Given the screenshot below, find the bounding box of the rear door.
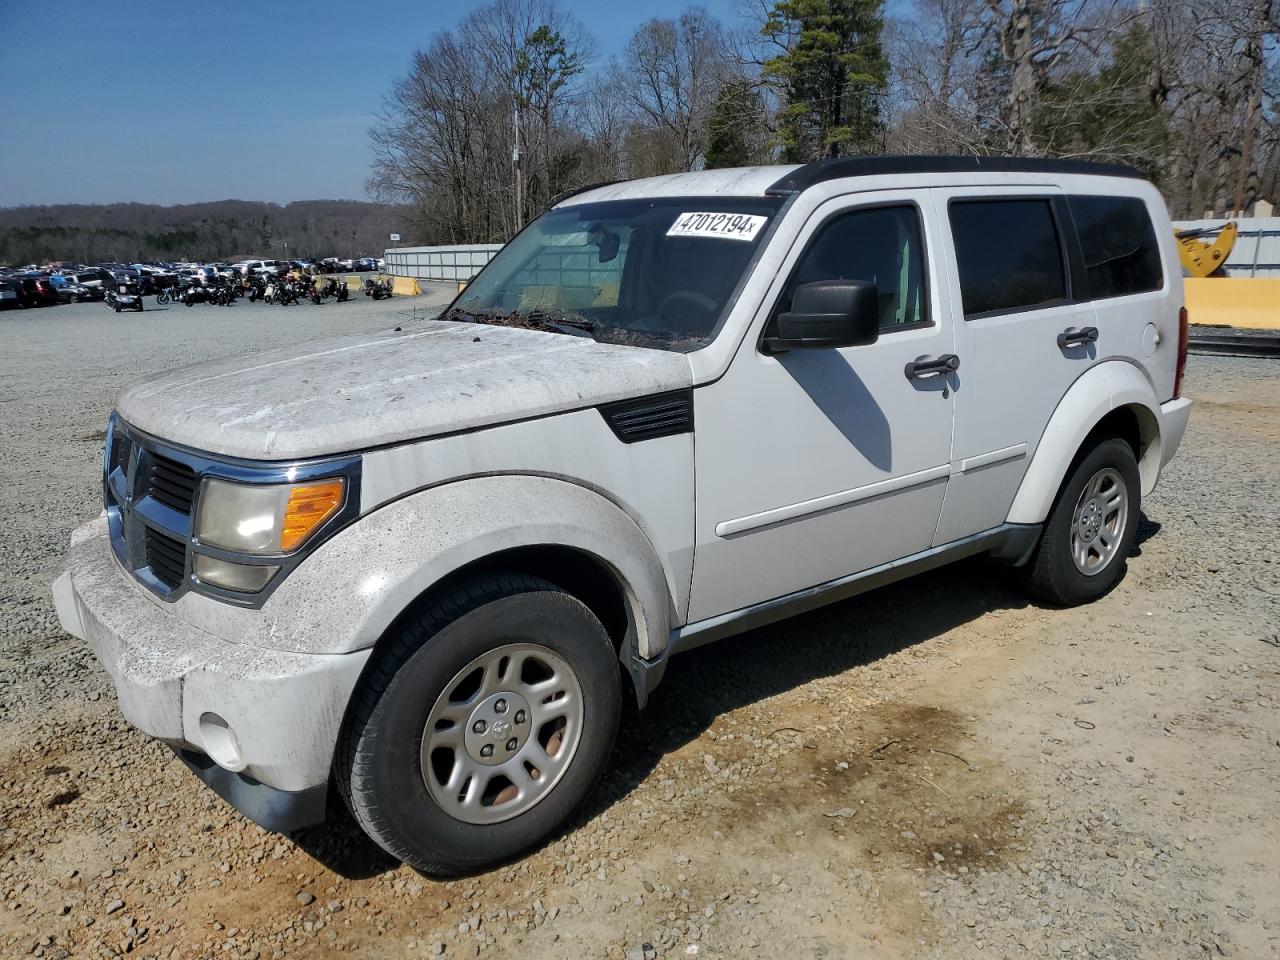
[931,188,1099,544]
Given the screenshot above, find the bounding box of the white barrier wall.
[383,244,502,282]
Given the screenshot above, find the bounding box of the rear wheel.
[1023,437,1140,606]
[338,574,621,874]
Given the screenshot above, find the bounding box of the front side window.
[1068,195,1162,299]
[774,205,929,330]
[448,197,783,352]
[950,199,1067,317]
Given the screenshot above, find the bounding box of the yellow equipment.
[1175,221,1237,278]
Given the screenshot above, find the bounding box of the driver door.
[688,191,957,622]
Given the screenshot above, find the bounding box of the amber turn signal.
[280,479,345,551]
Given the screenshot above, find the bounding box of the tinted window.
[1068,195,1162,299]
[778,205,929,330]
[950,199,1066,316]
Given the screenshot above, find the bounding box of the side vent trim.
[598,389,694,443]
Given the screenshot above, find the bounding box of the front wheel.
[337,575,621,875]
[1022,437,1141,606]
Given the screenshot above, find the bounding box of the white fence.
[1173,218,1280,278]
[383,244,502,282]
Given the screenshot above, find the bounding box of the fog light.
[193,555,278,593]
[198,712,245,772]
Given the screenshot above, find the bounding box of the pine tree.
[1035,27,1170,183]
[705,80,768,169]
[761,0,888,161]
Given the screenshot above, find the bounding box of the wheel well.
[1084,407,1141,457]
[1079,403,1160,489]
[381,545,631,655]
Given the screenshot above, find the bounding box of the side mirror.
[764,279,880,353]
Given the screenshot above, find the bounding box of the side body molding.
[1006,361,1164,525]
[175,475,673,663]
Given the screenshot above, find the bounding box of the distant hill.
[0,199,413,265]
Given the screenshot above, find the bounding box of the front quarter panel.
[172,475,674,661]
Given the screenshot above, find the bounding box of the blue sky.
[0,0,743,207]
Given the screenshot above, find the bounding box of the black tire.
[337,574,621,875]
[1022,436,1141,606]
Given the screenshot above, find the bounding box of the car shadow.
[1131,511,1161,555]
[584,557,1030,822]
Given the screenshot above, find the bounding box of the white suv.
[53,157,1191,874]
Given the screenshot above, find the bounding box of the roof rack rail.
[766,155,1144,196]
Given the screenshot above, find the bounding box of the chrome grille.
[144,528,187,588]
[105,419,196,599]
[149,455,197,514]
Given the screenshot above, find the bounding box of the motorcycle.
[310,277,338,304]
[182,285,209,306]
[105,283,144,313]
[363,277,392,300]
[336,279,349,302]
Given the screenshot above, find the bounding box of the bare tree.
[367,0,593,242]
[614,9,731,174]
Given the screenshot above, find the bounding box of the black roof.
[767,155,1145,195]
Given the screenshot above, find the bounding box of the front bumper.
[52,517,370,831]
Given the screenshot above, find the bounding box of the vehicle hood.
[115,320,694,460]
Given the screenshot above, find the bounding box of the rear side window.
[950,199,1066,317]
[1068,195,1162,299]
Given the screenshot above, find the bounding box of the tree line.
[0,200,409,266]
[369,0,1279,244]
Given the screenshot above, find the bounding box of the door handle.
[1057,326,1099,349]
[904,353,960,379]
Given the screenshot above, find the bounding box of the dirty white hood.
[116,320,693,460]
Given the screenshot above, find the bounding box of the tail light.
[1173,306,1189,400]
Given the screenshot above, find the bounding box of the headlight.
[195,477,346,555]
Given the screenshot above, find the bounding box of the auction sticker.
[667,211,767,241]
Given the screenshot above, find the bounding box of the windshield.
[445,196,783,352]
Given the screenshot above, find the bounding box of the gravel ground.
[1,300,1278,960]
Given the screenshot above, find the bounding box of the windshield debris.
[440,306,597,339]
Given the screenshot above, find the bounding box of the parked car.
[49,275,101,303]
[53,157,1191,876]
[0,280,19,309]
[73,270,115,290]
[13,275,58,306]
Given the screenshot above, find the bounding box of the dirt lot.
[1,299,1277,960]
